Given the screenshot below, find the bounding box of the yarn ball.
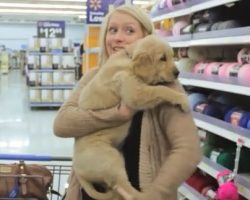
[188,47,208,62]
[238,64,250,84]
[187,93,207,110]
[176,58,197,72]
[216,182,239,200]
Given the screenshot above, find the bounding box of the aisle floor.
[0,69,74,158]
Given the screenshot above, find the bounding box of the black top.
[81,111,143,199]
[122,111,143,191]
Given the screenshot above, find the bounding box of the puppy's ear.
[132,50,154,80]
[125,42,136,59]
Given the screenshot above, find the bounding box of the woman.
[54,5,201,200]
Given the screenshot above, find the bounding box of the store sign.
[86,0,126,24]
[37,21,65,38]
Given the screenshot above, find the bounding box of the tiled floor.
[0,69,74,158]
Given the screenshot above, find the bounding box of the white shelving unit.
[179,72,250,96]
[178,182,207,200]
[151,0,250,199]
[167,33,250,48]
[27,44,77,108]
[152,0,240,22]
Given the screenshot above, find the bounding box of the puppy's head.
[126,35,179,85]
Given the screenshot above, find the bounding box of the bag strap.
[19,161,28,196]
[50,189,61,196]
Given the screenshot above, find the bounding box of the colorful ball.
[238,64,250,84]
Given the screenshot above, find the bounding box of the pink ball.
[224,63,242,78]
[192,62,208,74]
[216,182,239,200]
[204,62,222,76]
[238,64,250,84]
[218,63,231,80]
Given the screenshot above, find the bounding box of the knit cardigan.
[53,68,202,200]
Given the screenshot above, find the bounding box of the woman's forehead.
[108,12,140,25]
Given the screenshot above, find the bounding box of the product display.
[152,0,250,198]
[26,36,77,107]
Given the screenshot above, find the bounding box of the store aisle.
[0,69,74,157]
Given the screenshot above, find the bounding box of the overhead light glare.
[0,8,85,15]
[40,0,86,2]
[78,15,86,19]
[133,0,152,5]
[0,3,86,10]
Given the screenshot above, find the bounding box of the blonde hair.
[98,5,155,66]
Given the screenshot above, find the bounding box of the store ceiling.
[0,0,155,24]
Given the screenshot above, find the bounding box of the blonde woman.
[54,5,201,200]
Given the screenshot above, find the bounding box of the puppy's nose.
[174,68,180,78]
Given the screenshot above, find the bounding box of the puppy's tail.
[79,179,114,200]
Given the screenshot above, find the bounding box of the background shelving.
[26,37,78,108]
[151,0,250,199]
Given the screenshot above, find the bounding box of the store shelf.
[193,112,250,148]
[152,0,240,22]
[29,85,74,89]
[30,102,62,107]
[178,182,207,200]
[191,0,239,14]
[166,31,250,47]
[179,72,250,96]
[28,51,74,55]
[198,156,250,199]
[29,68,75,72]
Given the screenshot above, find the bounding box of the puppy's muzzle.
[174,68,180,78]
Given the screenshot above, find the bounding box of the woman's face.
[105,11,145,56]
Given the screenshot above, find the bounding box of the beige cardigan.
[53,68,202,200]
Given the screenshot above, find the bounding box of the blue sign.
[37,21,65,38]
[86,0,126,24]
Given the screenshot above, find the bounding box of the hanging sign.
[37,21,65,38]
[86,0,127,24]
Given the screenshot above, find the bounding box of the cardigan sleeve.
[143,81,202,200]
[53,68,133,138]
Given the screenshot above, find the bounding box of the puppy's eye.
[160,55,167,61]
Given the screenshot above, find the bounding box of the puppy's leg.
[114,71,189,112]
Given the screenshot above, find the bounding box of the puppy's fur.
[73,35,189,200]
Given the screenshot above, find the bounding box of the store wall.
[0,22,86,50]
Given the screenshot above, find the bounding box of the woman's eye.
[126,28,135,34]
[160,55,167,61]
[108,27,117,34]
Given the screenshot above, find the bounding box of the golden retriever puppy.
[73,35,189,200]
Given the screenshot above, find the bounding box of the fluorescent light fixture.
[133,0,152,5]
[41,0,87,2]
[78,15,86,19]
[0,8,85,15]
[0,3,86,10]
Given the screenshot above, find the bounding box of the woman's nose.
[113,31,125,42]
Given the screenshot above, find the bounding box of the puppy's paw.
[178,95,190,112]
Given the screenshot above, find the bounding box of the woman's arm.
[142,82,202,200]
[53,68,134,138]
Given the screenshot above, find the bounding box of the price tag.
[37,21,65,38]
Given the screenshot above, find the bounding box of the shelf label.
[37,21,65,38]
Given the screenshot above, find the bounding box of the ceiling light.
[0,8,85,15]
[41,0,86,2]
[133,0,152,5]
[78,15,86,19]
[0,3,86,10]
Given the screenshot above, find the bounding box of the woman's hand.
[117,102,135,120]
